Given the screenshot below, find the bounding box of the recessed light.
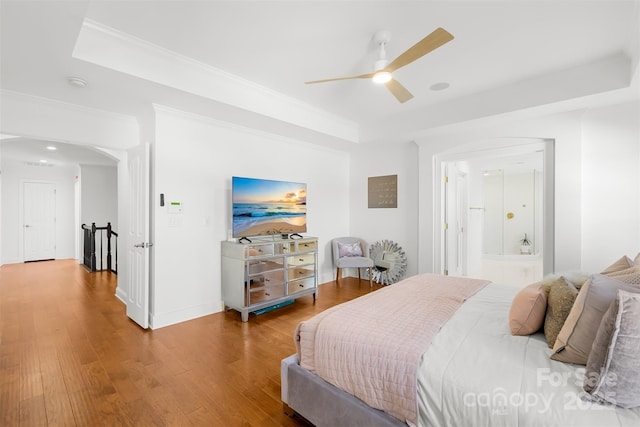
[46,145,57,151]
[39,159,48,163]
[430,82,450,91]
[67,76,88,88]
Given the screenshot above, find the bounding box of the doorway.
[438,139,554,287]
[1,138,119,264]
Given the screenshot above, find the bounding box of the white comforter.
[417,283,640,427]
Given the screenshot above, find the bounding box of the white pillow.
[338,242,363,257]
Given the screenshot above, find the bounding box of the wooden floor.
[0,259,382,426]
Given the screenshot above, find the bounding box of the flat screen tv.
[232,176,307,238]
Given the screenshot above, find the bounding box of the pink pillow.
[509,282,548,335]
[338,242,363,257]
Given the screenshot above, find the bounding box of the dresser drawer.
[297,240,317,251]
[249,269,284,287]
[288,266,314,281]
[248,259,283,275]
[246,243,274,258]
[277,242,296,254]
[287,277,315,295]
[249,284,285,304]
[286,253,315,266]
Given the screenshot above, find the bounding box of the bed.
[280,273,640,426]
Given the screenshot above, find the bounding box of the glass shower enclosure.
[483,168,542,256]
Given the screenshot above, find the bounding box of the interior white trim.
[0,89,139,149]
[74,19,359,144]
[149,301,222,330]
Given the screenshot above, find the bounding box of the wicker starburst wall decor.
[369,240,407,285]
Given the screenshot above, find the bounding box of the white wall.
[79,164,118,270]
[417,101,639,276]
[0,158,77,263]
[0,147,2,265]
[581,102,640,271]
[349,142,419,278]
[150,106,350,328]
[80,165,118,229]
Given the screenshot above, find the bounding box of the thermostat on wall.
[168,201,183,214]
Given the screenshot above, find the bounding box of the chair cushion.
[336,256,374,269]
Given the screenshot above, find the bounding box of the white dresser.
[221,237,318,321]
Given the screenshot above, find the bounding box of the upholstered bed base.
[281,355,407,427]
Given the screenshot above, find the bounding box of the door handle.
[134,242,154,248]
[24,224,31,228]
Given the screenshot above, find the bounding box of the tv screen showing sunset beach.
[232,176,307,238]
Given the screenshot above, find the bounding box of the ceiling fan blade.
[305,73,375,84]
[385,27,454,73]
[385,79,414,103]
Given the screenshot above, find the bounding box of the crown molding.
[74,19,359,144]
[0,89,139,149]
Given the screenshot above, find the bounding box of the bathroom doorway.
[438,139,554,287]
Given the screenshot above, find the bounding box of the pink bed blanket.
[295,273,489,426]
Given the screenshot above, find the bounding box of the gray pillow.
[583,290,640,408]
[551,274,640,364]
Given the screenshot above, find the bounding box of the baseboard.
[149,300,223,329]
[115,286,127,304]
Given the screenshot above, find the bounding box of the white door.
[444,164,467,276]
[23,182,56,261]
[126,143,150,329]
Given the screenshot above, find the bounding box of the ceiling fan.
[305,27,454,103]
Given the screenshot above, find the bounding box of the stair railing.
[81,222,118,274]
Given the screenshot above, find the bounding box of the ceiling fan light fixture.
[304,27,454,103]
[373,71,392,84]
